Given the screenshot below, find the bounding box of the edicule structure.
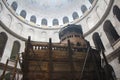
[20,24,115,80]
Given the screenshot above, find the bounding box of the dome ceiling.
[1,0,112,42]
[25,0,75,12]
[7,0,93,27]
[19,0,91,16]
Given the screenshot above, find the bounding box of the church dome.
[6,0,95,27]
[59,24,83,39]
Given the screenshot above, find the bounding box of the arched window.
[113,5,120,22]
[72,12,79,20]
[30,15,36,23]
[10,41,20,60]
[81,5,88,14]
[89,0,94,4]
[11,1,18,11]
[20,10,27,18]
[41,18,47,26]
[92,32,105,51]
[0,32,8,58]
[63,16,69,24]
[53,19,59,26]
[103,20,119,44]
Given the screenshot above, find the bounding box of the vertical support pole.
[48,38,53,80]
[26,36,31,51]
[101,50,108,65]
[23,36,31,80]
[79,47,90,80]
[67,40,75,80]
[0,59,9,80]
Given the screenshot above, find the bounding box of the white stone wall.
[0,25,25,64]
[84,0,120,79]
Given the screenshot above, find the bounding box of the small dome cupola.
[59,24,87,47]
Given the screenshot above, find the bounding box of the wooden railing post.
[48,38,53,80]
[67,40,75,80]
[22,36,31,80]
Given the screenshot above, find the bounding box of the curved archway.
[103,20,119,44]
[0,32,8,58]
[30,15,36,23]
[81,5,88,13]
[53,19,59,26]
[11,1,18,11]
[72,12,79,20]
[41,18,47,26]
[113,5,120,22]
[20,10,27,18]
[10,41,20,60]
[92,32,105,51]
[16,23,23,34]
[6,14,12,27]
[63,16,69,24]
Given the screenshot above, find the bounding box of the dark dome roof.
[59,24,83,39]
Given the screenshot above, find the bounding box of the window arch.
[30,15,36,23]
[81,5,87,13]
[0,32,8,58]
[113,5,120,22]
[103,20,119,44]
[92,32,105,51]
[72,12,79,20]
[89,0,94,4]
[10,41,20,60]
[20,10,27,18]
[11,1,18,11]
[41,18,47,26]
[53,19,59,26]
[63,16,69,24]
